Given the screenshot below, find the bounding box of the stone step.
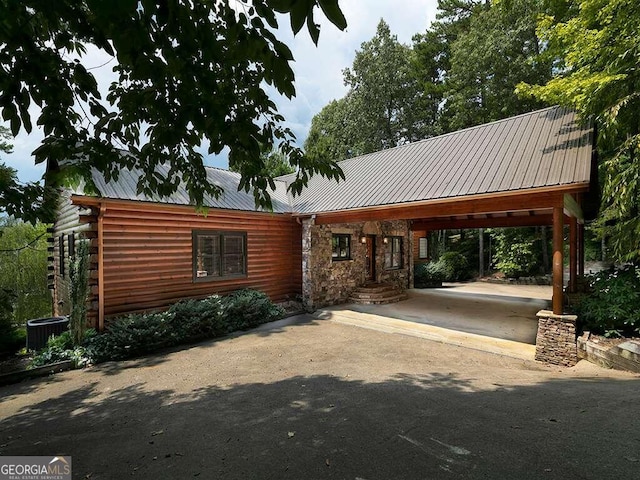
[350,290,400,300]
[353,283,396,294]
[349,293,408,305]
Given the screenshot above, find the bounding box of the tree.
[342,20,424,150]
[0,0,347,219]
[1,126,48,222]
[305,20,426,161]
[0,217,51,324]
[230,146,295,177]
[304,96,362,162]
[517,0,640,262]
[408,29,448,138]
[441,0,552,131]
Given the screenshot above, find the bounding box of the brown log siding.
[51,192,98,326]
[78,199,302,320]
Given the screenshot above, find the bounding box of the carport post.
[552,206,564,314]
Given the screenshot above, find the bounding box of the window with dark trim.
[418,237,428,259]
[193,230,246,281]
[385,236,403,269]
[68,233,75,259]
[58,235,65,277]
[332,234,351,261]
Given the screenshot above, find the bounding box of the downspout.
[97,204,106,331]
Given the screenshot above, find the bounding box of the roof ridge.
[334,105,561,168]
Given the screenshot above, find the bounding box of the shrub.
[86,311,177,363]
[435,252,471,282]
[492,228,541,278]
[0,288,26,356]
[573,264,640,337]
[220,289,284,331]
[0,288,15,348]
[30,330,91,368]
[86,290,283,364]
[414,262,445,287]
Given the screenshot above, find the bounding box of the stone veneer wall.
[302,219,411,310]
[535,310,578,366]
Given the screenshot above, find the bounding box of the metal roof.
[82,163,292,213]
[283,106,593,214]
[79,106,592,214]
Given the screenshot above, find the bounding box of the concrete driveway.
[317,282,552,362]
[1,315,638,480]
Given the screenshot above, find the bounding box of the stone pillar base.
[535,310,578,366]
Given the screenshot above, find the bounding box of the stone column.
[301,218,315,311]
[535,310,578,366]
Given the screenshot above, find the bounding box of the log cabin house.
[50,106,597,363]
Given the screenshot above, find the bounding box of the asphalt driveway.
[1,315,638,479]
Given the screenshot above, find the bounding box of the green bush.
[86,289,283,363]
[0,288,24,355]
[414,262,445,287]
[0,288,15,338]
[492,228,541,278]
[221,289,285,331]
[435,251,471,282]
[30,330,92,368]
[573,264,640,337]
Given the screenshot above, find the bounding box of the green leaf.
[318,0,347,30]
[306,15,320,45]
[289,0,308,34]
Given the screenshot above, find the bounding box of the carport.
[294,106,597,366]
[316,283,551,360]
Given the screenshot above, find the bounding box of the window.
[68,233,75,259]
[418,237,428,259]
[58,235,65,276]
[193,231,246,281]
[385,236,403,269]
[332,234,351,261]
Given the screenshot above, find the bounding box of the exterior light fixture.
[360,236,367,244]
[383,237,389,244]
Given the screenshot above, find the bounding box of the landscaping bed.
[0,289,288,385]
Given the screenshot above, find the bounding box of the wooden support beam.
[552,206,564,315]
[563,194,584,223]
[412,213,554,231]
[310,189,581,225]
[569,216,578,293]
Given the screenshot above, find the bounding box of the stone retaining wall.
[302,219,411,310]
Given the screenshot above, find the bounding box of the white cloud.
[3,1,438,179]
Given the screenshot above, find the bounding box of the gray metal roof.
[82,163,292,213]
[283,106,593,214]
[78,106,592,214]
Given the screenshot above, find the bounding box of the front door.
[365,235,376,282]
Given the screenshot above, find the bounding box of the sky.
[2,1,438,184]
